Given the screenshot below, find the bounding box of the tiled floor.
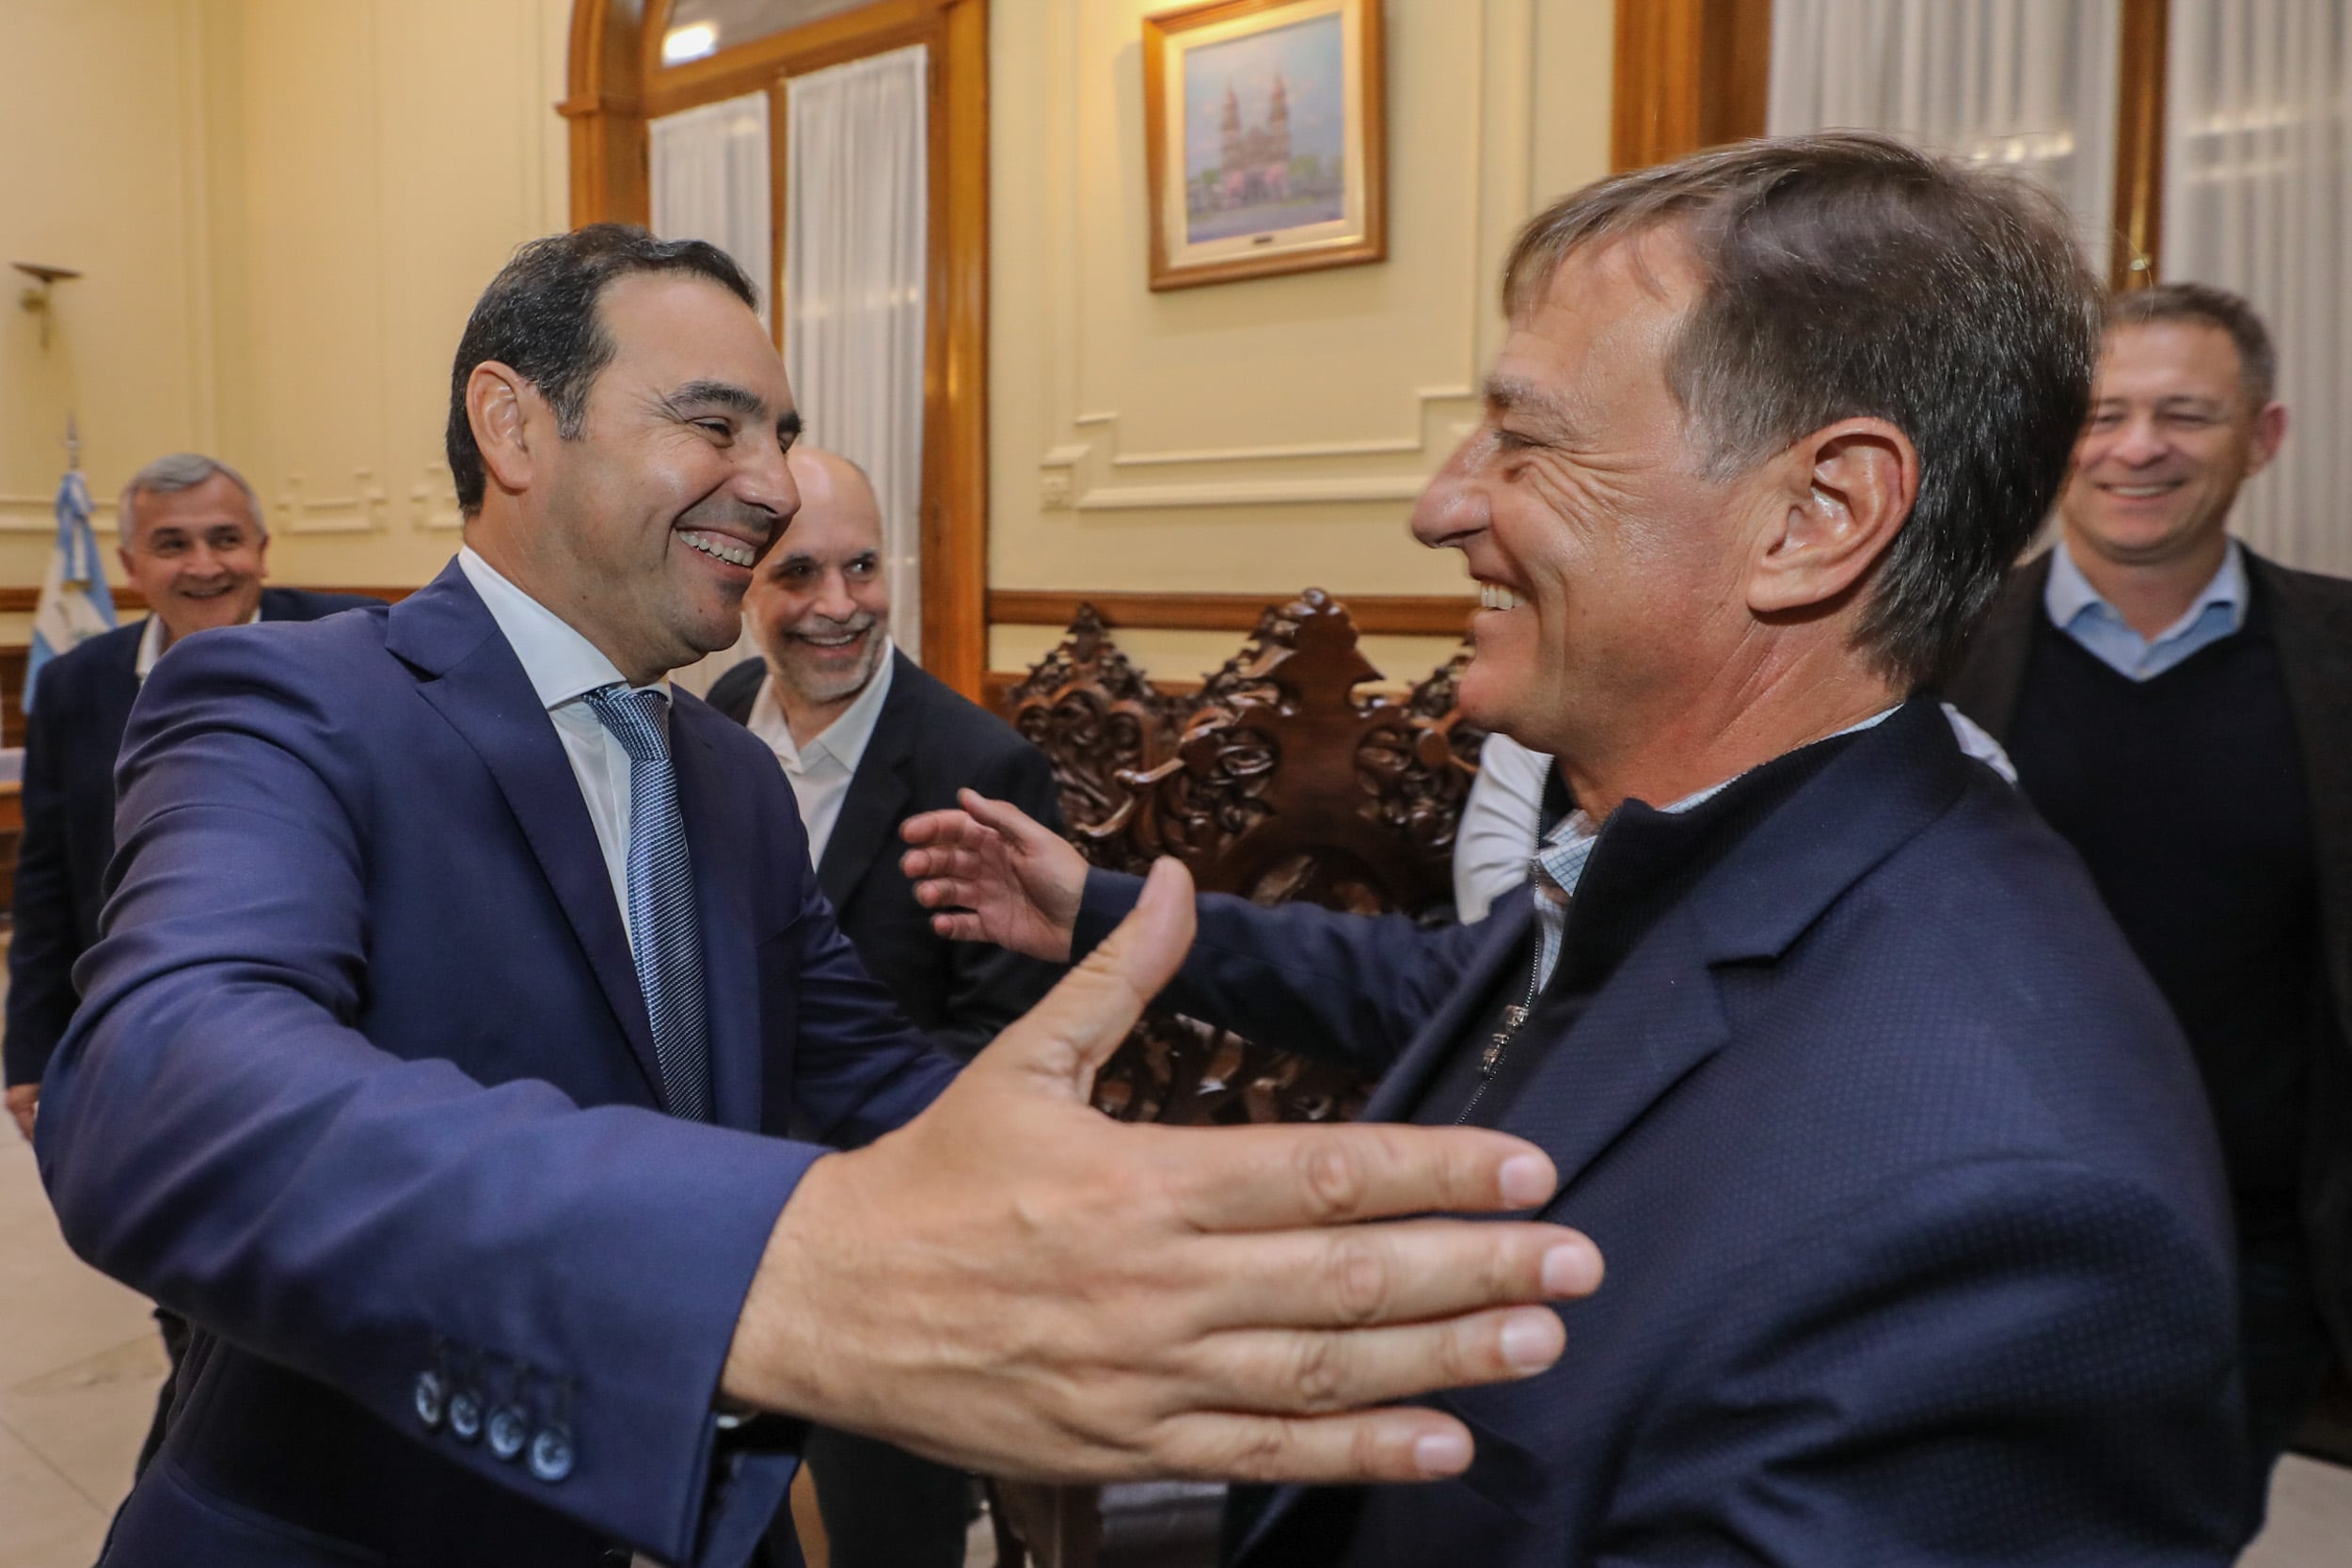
[4,1130,2347,1568]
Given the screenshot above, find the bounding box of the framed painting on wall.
[1143,0,1388,291]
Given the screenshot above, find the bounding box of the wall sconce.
[14,261,82,350]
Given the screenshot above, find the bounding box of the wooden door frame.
[1611,0,2168,293]
[561,0,991,699]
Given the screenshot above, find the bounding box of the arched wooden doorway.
[561,0,989,697]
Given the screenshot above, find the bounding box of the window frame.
[1609,0,2169,293]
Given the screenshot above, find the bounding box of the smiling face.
[746,448,891,710]
[118,472,270,646]
[474,270,801,685]
[2059,320,2285,573]
[1411,236,1773,775]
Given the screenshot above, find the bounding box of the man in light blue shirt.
[2041,518,2248,681]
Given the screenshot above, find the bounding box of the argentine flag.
[24,468,118,715]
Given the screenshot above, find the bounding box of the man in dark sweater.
[706,445,1062,1568]
[1947,283,2352,1532]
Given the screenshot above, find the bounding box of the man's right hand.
[722,858,1602,1485]
[5,1083,35,1144]
[900,789,1089,961]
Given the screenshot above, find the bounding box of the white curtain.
[648,91,774,329]
[648,91,773,693]
[1769,0,2123,273]
[2163,0,2352,575]
[786,44,930,659]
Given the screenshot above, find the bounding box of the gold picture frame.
[1143,0,1388,291]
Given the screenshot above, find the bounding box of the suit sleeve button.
[412,1370,447,1430]
[487,1403,530,1462]
[529,1423,575,1482]
[449,1387,484,1443]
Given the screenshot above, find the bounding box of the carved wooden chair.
[1001,603,1184,874]
[987,594,1485,1568]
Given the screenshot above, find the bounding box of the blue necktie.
[583,684,712,1123]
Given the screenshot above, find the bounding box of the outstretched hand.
[723,857,1603,1485]
[900,788,1089,961]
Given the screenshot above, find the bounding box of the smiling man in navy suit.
[907,135,2249,1565]
[32,226,1606,1568]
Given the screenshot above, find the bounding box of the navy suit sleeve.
[36,639,830,1566]
[6,670,86,1086]
[1074,870,1488,1078]
[772,851,961,1148]
[929,739,1070,1057]
[1594,1156,2244,1565]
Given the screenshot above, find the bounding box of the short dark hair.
[445,224,759,515]
[1503,132,2101,688]
[2107,281,2277,408]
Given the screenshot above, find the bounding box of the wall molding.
[0,497,120,535]
[277,470,392,534]
[1039,387,1480,513]
[0,583,415,614]
[0,459,463,542]
[986,588,1472,638]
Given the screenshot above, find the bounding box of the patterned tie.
[583,684,712,1122]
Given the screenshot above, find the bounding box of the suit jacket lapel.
[671,696,765,1132]
[1359,895,1535,1125]
[814,654,918,911]
[1239,703,1972,1567]
[385,563,667,1103]
[2254,554,2352,1033]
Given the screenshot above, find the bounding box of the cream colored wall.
[985,0,1615,686]
[0,0,216,587]
[0,0,571,605]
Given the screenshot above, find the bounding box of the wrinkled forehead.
[595,271,794,412]
[2094,319,2251,406]
[127,474,265,544]
[1491,232,1702,425]
[781,451,884,551]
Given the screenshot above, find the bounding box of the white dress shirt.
[134,605,262,682]
[456,547,667,947]
[743,641,897,867]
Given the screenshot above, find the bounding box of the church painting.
[1144,0,1388,290]
[1182,15,1346,242]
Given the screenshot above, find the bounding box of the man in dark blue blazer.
[6,453,374,1132]
[33,227,1605,1567]
[7,584,380,1110]
[6,451,376,1475]
[907,135,2248,1565]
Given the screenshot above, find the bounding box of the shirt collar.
[456,546,666,709]
[2044,534,2247,643]
[135,600,264,682]
[752,640,898,773]
[1535,704,1903,862]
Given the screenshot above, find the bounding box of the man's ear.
[2246,400,2288,477]
[466,362,540,503]
[1748,419,1918,616]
